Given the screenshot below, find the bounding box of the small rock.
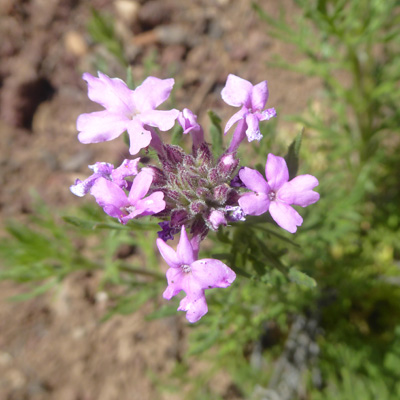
[114,0,140,26]
[64,31,88,57]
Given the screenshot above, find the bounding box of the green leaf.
[208,110,223,156]
[63,216,98,230]
[288,267,317,288]
[284,129,303,180]
[126,66,134,89]
[187,330,219,355]
[10,278,58,301]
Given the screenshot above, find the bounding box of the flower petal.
[83,72,135,114]
[259,107,277,121]
[126,120,152,155]
[221,74,253,107]
[177,226,196,265]
[278,175,320,207]
[128,169,153,204]
[157,239,181,269]
[245,113,262,142]
[239,167,270,193]
[139,109,179,131]
[224,108,247,134]
[127,191,165,219]
[269,201,303,233]
[111,158,140,188]
[77,111,129,144]
[178,292,208,323]
[163,268,184,299]
[251,80,269,110]
[70,174,101,197]
[265,153,289,191]
[133,77,175,112]
[178,108,200,134]
[191,259,236,289]
[90,178,129,219]
[238,192,270,216]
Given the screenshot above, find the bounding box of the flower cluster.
[71,72,320,322]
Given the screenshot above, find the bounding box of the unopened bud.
[196,143,213,167]
[208,210,227,230]
[207,168,220,185]
[190,200,207,215]
[217,153,239,177]
[170,208,189,227]
[144,166,166,187]
[190,218,209,240]
[165,144,185,164]
[213,184,230,203]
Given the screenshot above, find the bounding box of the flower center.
[181,264,191,273]
[268,191,276,201]
[125,205,136,213]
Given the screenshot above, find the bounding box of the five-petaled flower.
[90,168,166,224]
[239,154,320,233]
[221,74,277,142]
[70,159,140,197]
[157,226,236,323]
[77,72,179,155]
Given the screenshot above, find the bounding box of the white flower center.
[268,191,276,201]
[125,205,136,213]
[181,264,191,273]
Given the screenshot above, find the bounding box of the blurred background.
[0,0,399,399]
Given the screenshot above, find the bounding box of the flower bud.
[217,153,239,177]
[213,184,230,203]
[165,144,185,164]
[144,166,166,187]
[183,155,196,167]
[196,143,213,168]
[196,187,210,198]
[170,208,189,227]
[207,168,220,185]
[208,210,227,230]
[190,218,209,240]
[190,200,207,215]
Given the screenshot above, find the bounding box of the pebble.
[64,31,88,57]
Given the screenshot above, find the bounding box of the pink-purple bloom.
[221,74,277,142]
[77,72,179,155]
[90,168,166,224]
[70,159,140,197]
[157,226,236,323]
[238,154,320,233]
[177,108,201,134]
[71,71,321,322]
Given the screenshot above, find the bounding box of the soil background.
[0,1,321,399]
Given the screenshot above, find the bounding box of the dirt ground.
[0,1,321,399]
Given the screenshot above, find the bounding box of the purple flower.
[157,221,179,241]
[157,226,236,323]
[70,158,140,197]
[208,209,227,230]
[238,154,320,233]
[221,74,276,142]
[77,72,179,155]
[177,108,201,134]
[177,108,204,148]
[90,168,166,224]
[225,205,246,222]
